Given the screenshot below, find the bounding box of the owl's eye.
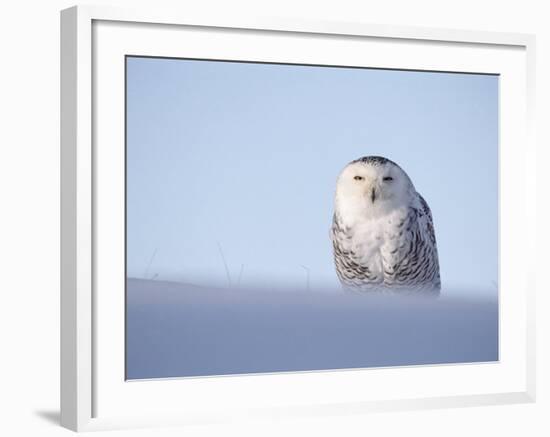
[354,176,364,181]
[383,176,394,182]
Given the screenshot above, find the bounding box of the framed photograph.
[61,5,536,432]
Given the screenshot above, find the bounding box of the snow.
[126,278,498,380]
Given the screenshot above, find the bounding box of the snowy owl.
[331,156,440,295]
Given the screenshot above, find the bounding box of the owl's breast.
[349,222,383,267]
[348,209,410,271]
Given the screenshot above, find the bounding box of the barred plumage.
[331,156,440,295]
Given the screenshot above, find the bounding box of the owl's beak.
[371,188,376,203]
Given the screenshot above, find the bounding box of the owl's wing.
[380,193,440,289]
[416,193,438,249]
[413,193,441,290]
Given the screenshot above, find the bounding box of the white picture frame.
[60,5,536,432]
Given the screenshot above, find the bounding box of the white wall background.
[0,1,547,436]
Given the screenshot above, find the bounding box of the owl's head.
[335,156,415,220]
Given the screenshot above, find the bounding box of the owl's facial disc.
[335,157,415,225]
[343,163,401,203]
[335,160,414,221]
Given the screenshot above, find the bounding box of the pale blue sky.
[126,57,498,296]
